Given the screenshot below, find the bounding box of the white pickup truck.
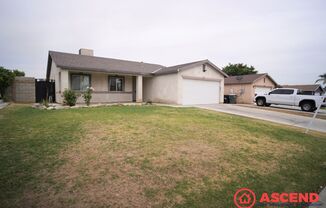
[254,88,326,112]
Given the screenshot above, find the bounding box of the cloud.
[0,0,325,83]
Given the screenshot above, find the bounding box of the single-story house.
[224,73,277,104]
[281,84,325,95]
[46,49,228,105]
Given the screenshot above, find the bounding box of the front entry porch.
[54,69,143,104]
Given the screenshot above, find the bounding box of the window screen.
[71,74,91,91]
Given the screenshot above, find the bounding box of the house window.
[109,76,124,91]
[71,74,91,91]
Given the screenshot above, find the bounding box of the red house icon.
[239,193,251,204]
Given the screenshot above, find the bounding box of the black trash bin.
[224,95,230,103]
[228,94,237,104]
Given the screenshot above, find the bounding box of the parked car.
[254,88,326,112]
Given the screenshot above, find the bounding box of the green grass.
[0,104,325,208]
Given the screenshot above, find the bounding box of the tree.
[0,67,15,98]
[222,63,258,76]
[0,67,25,99]
[12,69,25,77]
[315,73,326,85]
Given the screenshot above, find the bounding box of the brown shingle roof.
[225,73,274,85]
[282,84,324,92]
[47,50,228,79]
[49,51,164,75]
[153,60,204,75]
[153,59,228,77]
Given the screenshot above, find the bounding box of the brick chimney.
[79,48,94,56]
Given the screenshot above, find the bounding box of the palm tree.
[315,73,326,84]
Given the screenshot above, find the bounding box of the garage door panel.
[182,79,219,105]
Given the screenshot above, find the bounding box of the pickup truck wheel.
[256,98,266,106]
[300,102,315,112]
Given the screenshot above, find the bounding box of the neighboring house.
[281,84,325,95]
[224,73,277,104]
[46,49,228,105]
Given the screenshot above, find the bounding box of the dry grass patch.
[21,118,305,208]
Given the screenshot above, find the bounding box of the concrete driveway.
[196,104,326,133]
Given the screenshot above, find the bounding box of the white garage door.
[182,78,220,105]
[254,87,272,94]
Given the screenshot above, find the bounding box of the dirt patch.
[218,133,305,176]
[20,123,174,207]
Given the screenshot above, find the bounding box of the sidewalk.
[309,187,326,208]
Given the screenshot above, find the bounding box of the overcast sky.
[0,0,325,84]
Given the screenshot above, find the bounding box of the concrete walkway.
[0,102,8,109]
[195,104,326,133]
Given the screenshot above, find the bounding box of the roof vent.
[79,48,94,56]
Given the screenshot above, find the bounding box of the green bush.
[82,87,94,106]
[62,89,78,106]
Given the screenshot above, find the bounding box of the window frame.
[70,73,91,91]
[270,89,294,95]
[269,89,282,95]
[281,89,294,95]
[108,76,125,92]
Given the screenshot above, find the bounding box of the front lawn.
[0,105,325,207]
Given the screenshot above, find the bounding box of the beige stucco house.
[224,73,277,104]
[46,49,228,105]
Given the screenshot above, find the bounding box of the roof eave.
[252,73,278,86]
[176,60,228,77]
[46,52,52,81]
[204,60,229,78]
[59,66,145,76]
[224,82,253,85]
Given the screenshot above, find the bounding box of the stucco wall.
[143,73,178,104]
[224,84,254,104]
[224,76,276,104]
[254,76,276,88]
[179,64,225,103]
[75,92,132,103]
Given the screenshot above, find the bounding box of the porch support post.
[136,75,143,103]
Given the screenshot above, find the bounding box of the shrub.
[42,99,49,107]
[62,89,78,106]
[82,87,94,106]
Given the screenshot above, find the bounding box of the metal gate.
[35,79,55,103]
